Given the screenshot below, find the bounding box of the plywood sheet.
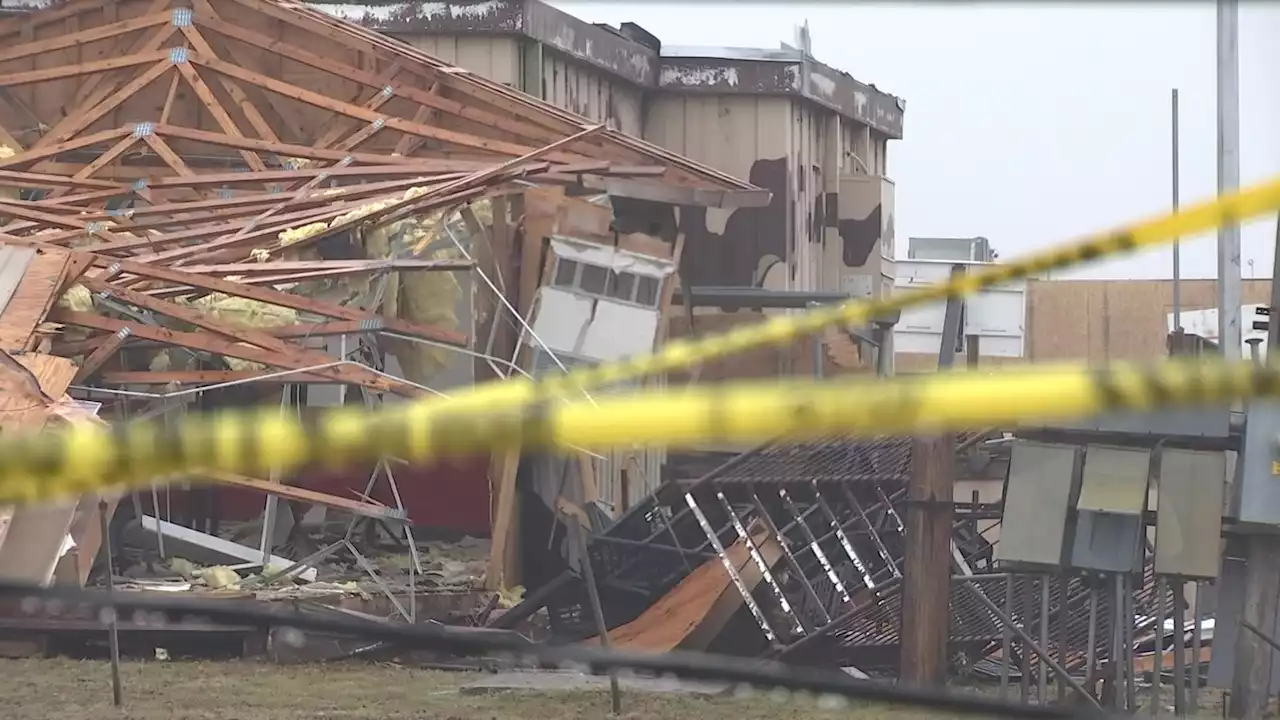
[0,247,70,353]
[584,522,782,653]
[1026,278,1273,364]
[0,352,84,586]
[0,352,76,431]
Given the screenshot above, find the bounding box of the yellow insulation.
[58,284,93,313]
[263,184,477,386]
[57,181,478,384]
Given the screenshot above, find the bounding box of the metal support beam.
[1216,0,1241,361]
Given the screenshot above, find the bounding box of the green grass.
[1,657,1005,720]
[1,657,1229,719]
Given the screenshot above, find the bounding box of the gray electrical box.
[1068,446,1150,573]
[1155,448,1226,578]
[1234,402,1280,532]
[996,441,1082,570]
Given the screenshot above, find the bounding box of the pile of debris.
[0,0,759,641]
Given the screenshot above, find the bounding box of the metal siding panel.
[1041,409,1232,439]
[1236,402,1280,528]
[995,441,1080,568]
[1076,445,1150,514]
[455,37,492,77]
[1069,509,1144,573]
[643,96,687,155]
[1155,448,1226,578]
[611,85,642,135]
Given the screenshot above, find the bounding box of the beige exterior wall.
[644,94,792,189]
[391,34,522,85]
[390,33,645,135]
[1027,277,1273,364]
[534,50,644,136]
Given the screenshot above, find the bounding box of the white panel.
[549,237,675,279]
[530,288,660,362]
[1168,304,1269,361]
[893,258,1026,359]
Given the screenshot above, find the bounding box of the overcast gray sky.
[555,2,1280,280]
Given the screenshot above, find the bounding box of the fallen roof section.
[0,0,763,202]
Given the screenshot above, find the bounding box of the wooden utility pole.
[900,265,964,687]
[900,434,956,686]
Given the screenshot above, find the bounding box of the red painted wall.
[179,456,493,536]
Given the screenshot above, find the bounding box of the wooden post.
[900,433,955,687]
[900,265,963,687]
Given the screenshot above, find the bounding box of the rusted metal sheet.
[308,0,656,87]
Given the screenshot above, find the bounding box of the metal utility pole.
[1172,88,1182,330]
[1216,0,1242,360]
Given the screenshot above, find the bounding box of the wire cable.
[0,581,1102,719]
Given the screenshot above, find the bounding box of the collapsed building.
[0,1,1247,716]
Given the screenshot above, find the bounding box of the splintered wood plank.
[90,257,469,347]
[0,352,77,431]
[484,446,522,591]
[580,526,783,653]
[202,470,409,522]
[0,352,81,587]
[0,247,70,353]
[48,309,420,396]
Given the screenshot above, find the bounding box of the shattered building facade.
[307,0,906,381]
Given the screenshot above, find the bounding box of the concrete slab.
[459,670,731,697]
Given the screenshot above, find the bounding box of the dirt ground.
[0,657,1024,720]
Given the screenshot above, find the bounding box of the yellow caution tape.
[438,172,1280,410]
[1,175,1278,503]
[0,358,1272,505]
